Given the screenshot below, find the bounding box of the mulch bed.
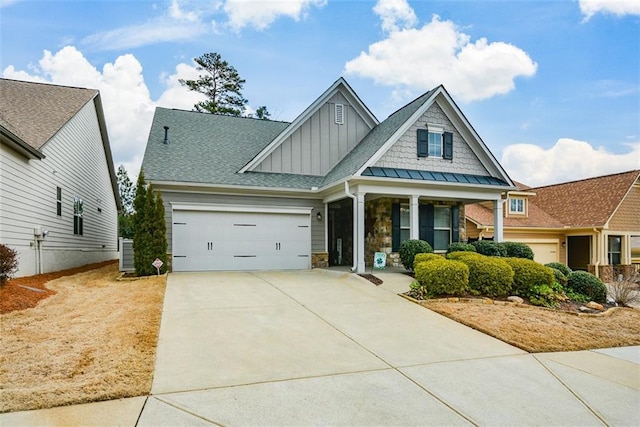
[0,260,117,314]
[358,274,383,286]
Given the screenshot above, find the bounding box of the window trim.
[56,187,62,216]
[509,197,525,214]
[73,197,84,236]
[399,203,410,245]
[433,205,451,252]
[607,235,622,265]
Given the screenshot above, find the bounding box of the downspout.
[345,181,358,272]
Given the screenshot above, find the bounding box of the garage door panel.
[172,209,311,272]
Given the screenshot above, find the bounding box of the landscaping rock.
[507,296,524,304]
[579,306,591,312]
[587,301,604,310]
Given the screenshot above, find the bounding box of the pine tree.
[132,170,150,275]
[116,165,136,238]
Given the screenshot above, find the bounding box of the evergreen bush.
[471,240,507,257]
[446,242,476,253]
[544,262,571,277]
[455,253,514,297]
[414,259,470,297]
[398,239,433,271]
[550,268,568,285]
[413,253,444,269]
[501,242,535,260]
[133,170,168,276]
[566,271,607,303]
[502,257,554,296]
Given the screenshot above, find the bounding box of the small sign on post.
[373,252,386,270]
[152,258,163,275]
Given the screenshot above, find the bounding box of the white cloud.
[168,0,200,22]
[2,46,200,177]
[373,0,417,33]
[344,14,537,103]
[501,138,640,187]
[580,0,640,21]
[224,0,326,31]
[156,63,207,109]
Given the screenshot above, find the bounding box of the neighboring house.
[0,78,120,277]
[466,170,640,280]
[141,78,514,273]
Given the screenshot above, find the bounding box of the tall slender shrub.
[133,170,168,276]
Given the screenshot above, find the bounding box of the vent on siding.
[335,103,344,125]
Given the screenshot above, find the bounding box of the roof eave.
[93,94,123,212]
[0,125,45,159]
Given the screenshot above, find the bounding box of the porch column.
[356,192,366,273]
[410,195,419,240]
[493,199,504,242]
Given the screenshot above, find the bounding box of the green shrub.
[415,259,470,297]
[550,268,568,285]
[529,282,566,308]
[502,258,554,297]
[413,253,444,270]
[471,240,507,257]
[0,243,19,285]
[446,251,482,261]
[545,262,571,277]
[447,242,476,253]
[398,239,433,271]
[566,271,607,303]
[502,242,534,260]
[455,254,514,297]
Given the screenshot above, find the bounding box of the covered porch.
[324,179,507,274]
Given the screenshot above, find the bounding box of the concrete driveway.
[139,270,638,426]
[3,269,638,426]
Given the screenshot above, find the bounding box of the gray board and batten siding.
[1,100,119,276]
[252,92,373,176]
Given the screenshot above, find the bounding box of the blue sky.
[1,0,638,186]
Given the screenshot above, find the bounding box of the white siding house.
[0,78,120,277]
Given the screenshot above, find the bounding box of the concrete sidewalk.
[2,270,639,426]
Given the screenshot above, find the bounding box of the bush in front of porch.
[398,239,433,271]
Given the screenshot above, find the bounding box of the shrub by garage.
[501,242,535,260]
[415,259,470,297]
[471,240,507,257]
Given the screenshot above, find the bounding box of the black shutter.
[451,205,460,243]
[419,204,434,248]
[443,132,453,160]
[392,203,401,252]
[417,128,429,157]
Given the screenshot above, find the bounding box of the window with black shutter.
[443,132,453,160]
[417,129,428,157]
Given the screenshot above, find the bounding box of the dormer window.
[509,197,525,214]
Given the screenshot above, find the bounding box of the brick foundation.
[588,264,637,283]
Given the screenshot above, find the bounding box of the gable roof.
[240,77,379,173]
[0,78,121,211]
[530,169,640,227]
[142,108,325,189]
[0,78,97,152]
[466,170,640,229]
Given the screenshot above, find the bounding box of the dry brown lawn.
[424,300,640,353]
[0,263,166,413]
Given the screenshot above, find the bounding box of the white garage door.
[172,206,312,272]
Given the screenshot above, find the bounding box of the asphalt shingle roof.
[466,170,640,229]
[0,78,97,150]
[142,108,325,189]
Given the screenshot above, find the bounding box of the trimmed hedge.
[471,240,507,257]
[446,251,483,261]
[415,259,470,297]
[399,239,433,271]
[502,242,535,260]
[566,271,607,303]
[413,253,445,270]
[550,268,568,285]
[502,257,555,297]
[545,262,571,277]
[447,242,476,253]
[454,253,514,297]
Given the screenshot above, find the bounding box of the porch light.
[317,211,323,221]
